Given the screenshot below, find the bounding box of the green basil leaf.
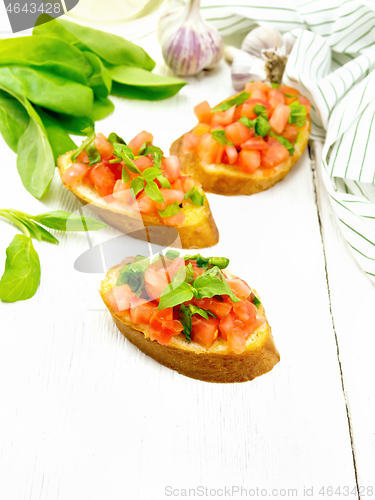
[113,142,135,160]
[194,267,240,302]
[209,257,230,269]
[179,304,192,341]
[211,92,250,112]
[253,296,261,308]
[239,116,256,129]
[123,154,141,174]
[116,257,149,295]
[196,255,210,269]
[0,90,29,152]
[10,213,59,244]
[139,143,163,157]
[270,132,294,155]
[130,177,145,198]
[183,187,205,206]
[253,104,268,120]
[157,174,170,189]
[153,152,162,169]
[207,310,218,318]
[158,202,180,218]
[158,280,193,310]
[122,165,130,183]
[71,127,95,162]
[31,211,107,231]
[108,132,126,145]
[86,140,101,166]
[172,262,194,284]
[255,116,271,137]
[109,158,122,164]
[188,304,209,320]
[288,100,306,127]
[0,234,40,302]
[144,180,164,203]
[142,167,162,181]
[211,129,234,146]
[165,249,180,259]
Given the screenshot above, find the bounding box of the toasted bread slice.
[100,266,280,383]
[170,113,311,197]
[57,152,219,249]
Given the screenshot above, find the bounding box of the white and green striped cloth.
[201,0,375,283]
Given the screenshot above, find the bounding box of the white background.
[0,9,375,500]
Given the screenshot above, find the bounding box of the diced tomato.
[105,284,134,318]
[251,89,267,101]
[245,81,270,94]
[261,137,289,168]
[134,190,157,214]
[211,104,236,126]
[197,133,223,164]
[237,149,261,174]
[194,101,212,124]
[187,260,206,279]
[282,123,299,142]
[232,300,257,324]
[226,278,251,300]
[161,156,181,182]
[298,95,311,114]
[89,163,116,197]
[62,162,91,185]
[241,137,269,150]
[225,121,253,146]
[279,85,299,97]
[128,131,154,156]
[133,156,153,172]
[241,99,271,119]
[191,315,220,348]
[193,123,211,135]
[159,211,185,226]
[149,307,176,345]
[268,89,285,111]
[144,268,169,300]
[156,189,184,211]
[130,297,157,324]
[81,170,94,185]
[233,105,243,121]
[219,312,247,353]
[193,297,232,319]
[180,176,195,193]
[244,317,266,337]
[77,150,89,163]
[183,133,201,153]
[225,145,238,164]
[112,179,133,205]
[218,311,233,340]
[166,257,185,280]
[162,319,184,335]
[94,133,113,160]
[269,103,291,134]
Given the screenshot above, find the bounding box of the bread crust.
[170,105,311,196]
[100,266,280,383]
[57,152,219,249]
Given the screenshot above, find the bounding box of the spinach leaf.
[84,52,112,99]
[109,66,186,101]
[212,92,250,112]
[158,281,194,310]
[54,113,94,136]
[0,90,29,152]
[0,36,91,84]
[87,97,114,122]
[0,234,40,303]
[0,66,93,117]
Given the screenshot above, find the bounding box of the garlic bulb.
[225,26,295,91]
[157,0,224,76]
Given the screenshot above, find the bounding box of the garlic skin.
[157,0,224,76]
[226,26,295,90]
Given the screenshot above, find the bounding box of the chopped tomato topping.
[261,137,290,168]
[166,257,185,280]
[183,133,201,153]
[159,210,185,226]
[130,297,157,324]
[128,130,154,156]
[241,137,269,150]
[225,145,238,164]
[62,162,90,185]
[105,284,135,318]
[133,156,153,172]
[90,163,116,197]
[269,103,291,134]
[161,156,181,182]
[194,101,212,124]
[197,133,223,164]
[225,121,253,146]
[144,268,169,301]
[211,104,236,126]
[112,179,133,205]
[191,315,220,348]
[232,300,257,324]
[268,88,285,110]
[94,133,113,160]
[298,95,311,113]
[241,99,271,119]
[245,81,271,93]
[156,189,184,211]
[282,124,299,143]
[278,85,300,97]
[149,308,178,345]
[237,149,261,174]
[251,89,267,101]
[226,278,251,300]
[134,190,157,214]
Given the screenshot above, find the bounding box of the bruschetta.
[57,131,219,249]
[100,251,280,383]
[170,82,311,196]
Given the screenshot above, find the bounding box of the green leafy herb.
[253,296,261,308]
[284,93,298,98]
[116,256,150,296]
[211,92,250,112]
[253,104,268,120]
[86,139,101,165]
[108,132,126,145]
[157,174,171,189]
[239,116,256,129]
[271,83,280,89]
[144,180,164,203]
[270,132,295,155]
[288,100,306,127]
[165,249,180,259]
[196,255,210,269]
[84,51,112,99]
[193,267,240,303]
[211,129,234,147]
[0,90,29,152]
[255,116,271,137]
[121,165,130,183]
[158,281,194,310]
[130,177,145,199]
[172,262,194,284]
[139,143,163,157]
[70,127,95,163]
[209,257,230,269]
[184,187,205,206]
[158,203,180,218]
[178,303,217,341]
[142,167,163,182]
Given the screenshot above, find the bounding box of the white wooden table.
[1,25,375,500]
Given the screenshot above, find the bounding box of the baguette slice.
[170,105,311,197]
[57,152,219,249]
[100,265,280,383]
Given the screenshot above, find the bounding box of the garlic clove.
[157,0,224,77]
[241,26,284,58]
[231,51,268,91]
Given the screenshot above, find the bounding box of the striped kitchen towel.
[201,0,375,283]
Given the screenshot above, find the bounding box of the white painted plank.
[313,141,375,497]
[0,30,359,500]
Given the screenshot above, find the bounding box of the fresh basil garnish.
[253,296,261,308]
[239,116,256,129]
[178,303,217,341]
[211,129,234,146]
[271,83,280,88]
[158,202,180,218]
[70,126,95,162]
[288,100,306,127]
[157,174,170,188]
[184,187,205,206]
[122,165,130,183]
[211,92,250,112]
[108,132,126,145]
[253,104,268,120]
[85,140,101,165]
[130,177,144,199]
[270,132,295,155]
[116,255,149,296]
[255,116,271,137]
[159,280,194,309]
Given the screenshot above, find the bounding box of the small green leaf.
[209,257,229,269]
[253,296,261,308]
[287,100,306,127]
[194,267,240,302]
[253,104,268,120]
[116,257,149,296]
[157,174,170,188]
[130,177,144,199]
[196,255,210,269]
[144,180,164,203]
[184,187,205,206]
[284,93,298,98]
[31,211,107,231]
[270,132,294,154]
[271,83,280,88]
[188,304,209,320]
[71,127,95,162]
[122,165,130,183]
[86,140,101,165]
[211,129,234,146]
[165,249,180,259]
[0,234,40,302]
[124,155,141,174]
[113,142,135,160]
[239,116,256,129]
[255,116,271,137]
[212,92,250,112]
[108,132,126,145]
[139,143,163,157]
[142,167,162,181]
[158,202,180,218]
[10,213,59,244]
[158,280,193,310]
[179,304,192,341]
